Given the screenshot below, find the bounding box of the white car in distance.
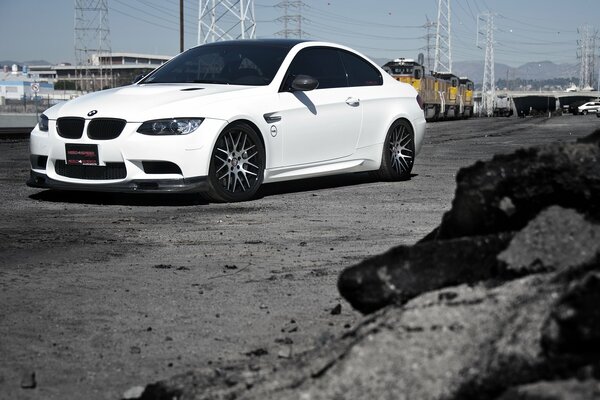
[578,101,600,115]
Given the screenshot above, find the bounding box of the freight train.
[383,58,474,121]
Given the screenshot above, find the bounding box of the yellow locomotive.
[383,58,474,121]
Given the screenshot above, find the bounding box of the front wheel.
[375,119,415,181]
[206,122,265,202]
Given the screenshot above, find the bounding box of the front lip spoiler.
[26,170,209,193]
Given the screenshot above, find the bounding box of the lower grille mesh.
[55,160,126,180]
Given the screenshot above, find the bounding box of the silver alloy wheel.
[389,123,414,175]
[213,130,260,194]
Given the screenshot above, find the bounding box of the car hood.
[48,83,264,121]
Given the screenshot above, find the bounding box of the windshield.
[141,43,292,86]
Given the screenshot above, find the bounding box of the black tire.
[206,122,265,202]
[583,110,588,115]
[375,119,415,181]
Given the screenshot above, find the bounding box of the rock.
[277,345,293,359]
[20,370,36,389]
[122,385,145,399]
[338,233,512,313]
[542,271,600,357]
[429,141,600,240]
[330,304,342,315]
[497,379,600,400]
[244,348,269,358]
[497,206,600,276]
[577,128,600,144]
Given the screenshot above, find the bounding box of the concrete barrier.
[0,113,38,129]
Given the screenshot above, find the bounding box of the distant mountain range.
[372,57,579,84]
[3,58,580,85]
[452,60,579,84]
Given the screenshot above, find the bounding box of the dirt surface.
[0,115,596,399]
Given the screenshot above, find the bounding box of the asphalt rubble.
[131,129,600,400]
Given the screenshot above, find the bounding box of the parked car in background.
[577,101,600,114]
[28,39,426,202]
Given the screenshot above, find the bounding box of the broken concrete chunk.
[498,206,600,276]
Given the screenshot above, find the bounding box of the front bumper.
[27,170,209,193]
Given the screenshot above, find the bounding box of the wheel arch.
[385,115,419,151]
[227,118,266,151]
[374,117,416,181]
[205,118,267,202]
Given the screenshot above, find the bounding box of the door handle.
[346,97,360,107]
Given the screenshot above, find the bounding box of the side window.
[284,47,347,90]
[339,51,383,87]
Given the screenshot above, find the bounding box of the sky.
[1,0,599,67]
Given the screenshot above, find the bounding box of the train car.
[382,58,473,120]
[459,77,474,118]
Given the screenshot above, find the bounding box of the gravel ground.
[0,114,596,399]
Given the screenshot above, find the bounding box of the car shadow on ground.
[28,172,417,206]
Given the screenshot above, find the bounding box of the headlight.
[137,118,204,135]
[38,114,49,132]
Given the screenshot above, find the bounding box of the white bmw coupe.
[28,39,426,202]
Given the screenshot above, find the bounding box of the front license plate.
[65,144,99,166]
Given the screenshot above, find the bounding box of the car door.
[275,47,362,167]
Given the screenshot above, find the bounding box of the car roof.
[198,39,309,50]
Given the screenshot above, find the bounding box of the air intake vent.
[57,117,85,139]
[142,161,182,175]
[87,118,127,140]
[30,155,48,169]
[55,160,126,180]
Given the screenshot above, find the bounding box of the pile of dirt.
[135,132,600,400]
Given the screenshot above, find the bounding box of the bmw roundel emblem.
[87,110,98,117]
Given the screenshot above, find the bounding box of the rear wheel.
[375,119,415,181]
[206,122,265,202]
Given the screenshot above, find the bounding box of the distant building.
[0,80,53,100]
[3,52,172,93]
[54,52,172,90]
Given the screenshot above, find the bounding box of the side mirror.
[291,75,319,91]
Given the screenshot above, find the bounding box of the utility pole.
[74,0,112,92]
[478,12,495,117]
[433,0,452,73]
[197,0,256,44]
[275,1,306,39]
[180,0,184,52]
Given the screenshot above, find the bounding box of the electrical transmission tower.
[577,24,598,90]
[275,1,307,39]
[421,16,436,71]
[478,12,495,117]
[433,0,452,73]
[74,0,112,91]
[197,0,256,44]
